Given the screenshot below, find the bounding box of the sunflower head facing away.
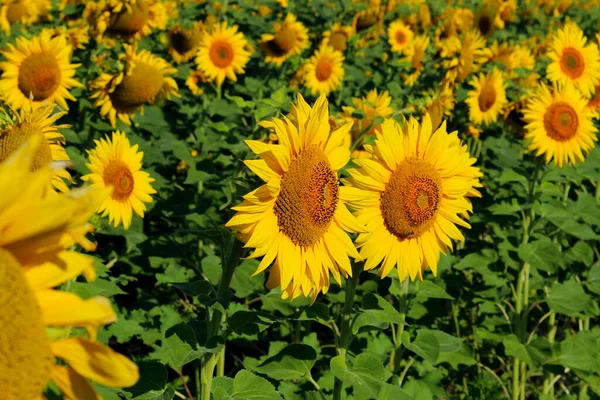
[522,82,597,167]
[91,0,168,41]
[0,137,139,400]
[0,30,82,111]
[322,22,354,52]
[402,34,430,86]
[387,20,414,54]
[0,0,51,34]
[303,45,345,95]
[547,21,600,98]
[260,14,309,66]
[90,43,179,127]
[226,94,366,300]
[466,68,508,126]
[344,114,482,281]
[196,21,252,86]
[168,21,204,63]
[83,130,156,229]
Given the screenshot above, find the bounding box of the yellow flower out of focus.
[0,136,139,400]
[344,114,483,281]
[226,94,366,300]
[83,130,156,229]
[260,14,309,66]
[303,45,345,95]
[0,0,51,34]
[466,68,508,126]
[90,43,180,127]
[322,22,354,52]
[196,21,252,86]
[168,22,204,64]
[0,30,81,111]
[342,89,394,143]
[522,83,597,167]
[387,20,413,54]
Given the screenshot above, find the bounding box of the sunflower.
[168,22,204,64]
[83,131,156,229]
[303,45,345,95]
[387,20,414,54]
[0,105,73,192]
[0,0,51,34]
[196,21,251,86]
[91,0,168,41]
[402,34,430,86]
[352,9,381,33]
[474,5,496,37]
[422,87,455,130]
[322,22,354,52]
[226,94,365,300]
[0,137,139,400]
[260,14,309,66]
[586,84,600,116]
[343,114,482,280]
[466,68,508,126]
[186,69,207,96]
[90,43,179,127]
[341,89,394,142]
[521,83,597,167]
[0,31,81,111]
[547,22,600,98]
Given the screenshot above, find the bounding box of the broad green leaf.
[254,344,317,380]
[152,323,199,371]
[587,264,600,295]
[402,330,439,364]
[379,383,415,400]
[169,280,212,297]
[352,293,406,334]
[565,241,594,266]
[554,331,600,374]
[502,335,550,368]
[547,280,599,318]
[517,238,561,273]
[331,353,385,399]
[224,370,283,400]
[415,281,454,300]
[228,310,277,335]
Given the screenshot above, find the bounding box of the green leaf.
[152,323,199,371]
[586,264,600,295]
[254,344,317,380]
[503,334,550,368]
[541,203,599,240]
[402,330,440,364]
[518,238,561,273]
[228,311,277,335]
[427,330,476,368]
[169,280,212,297]
[331,353,385,399]
[230,259,265,298]
[214,370,282,400]
[379,383,415,400]
[547,280,599,318]
[415,281,454,300]
[126,362,172,399]
[554,331,600,374]
[352,293,406,334]
[565,241,594,266]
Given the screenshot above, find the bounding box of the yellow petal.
[50,365,100,400]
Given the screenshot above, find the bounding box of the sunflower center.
[316,59,333,82]
[395,31,407,45]
[328,31,348,51]
[274,145,339,248]
[109,61,164,112]
[543,102,579,141]
[169,29,201,55]
[6,2,28,23]
[17,53,62,101]
[380,157,441,240]
[356,12,379,31]
[108,0,150,36]
[262,26,298,58]
[209,40,234,68]
[559,48,584,78]
[103,159,135,201]
[0,122,53,170]
[478,14,492,36]
[0,249,53,400]
[478,82,497,112]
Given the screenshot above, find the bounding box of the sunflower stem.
[332,262,362,400]
[392,279,409,374]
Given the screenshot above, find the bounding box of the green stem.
[217,346,225,377]
[332,263,362,400]
[392,279,409,373]
[543,311,557,395]
[201,356,218,400]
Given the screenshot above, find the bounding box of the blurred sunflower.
[343,115,482,280]
[0,31,81,111]
[303,45,345,95]
[322,22,353,52]
[0,0,51,34]
[402,34,429,86]
[196,21,251,86]
[0,137,139,400]
[168,22,204,63]
[547,22,600,98]
[422,87,455,130]
[186,69,207,96]
[92,0,169,41]
[341,89,394,140]
[83,131,156,229]
[226,94,365,300]
[454,30,487,83]
[352,9,381,33]
[260,14,309,66]
[586,85,600,116]
[0,105,72,192]
[494,0,516,28]
[387,20,413,54]
[466,68,508,126]
[90,43,179,127]
[44,23,90,53]
[474,5,496,37]
[522,82,597,167]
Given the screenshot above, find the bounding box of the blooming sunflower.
[586,84,600,116]
[402,34,430,86]
[322,22,353,52]
[303,45,345,95]
[547,22,600,98]
[186,69,207,96]
[343,114,482,280]
[0,137,139,400]
[260,14,309,66]
[422,87,455,130]
[0,31,81,111]
[352,9,381,33]
[91,0,169,41]
[466,68,508,126]
[387,20,414,54]
[196,21,251,86]
[0,105,73,192]
[168,22,204,63]
[522,83,597,167]
[90,43,179,127]
[226,94,365,300]
[0,0,51,34]
[341,89,394,141]
[83,131,156,229]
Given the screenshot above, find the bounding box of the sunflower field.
[3,0,600,399]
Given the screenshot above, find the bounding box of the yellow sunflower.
[90,43,179,127]
[303,45,345,95]
[260,14,309,66]
[0,31,81,111]
[91,0,169,41]
[341,89,394,141]
[474,5,496,37]
[522,82,597,167]
[547,22,600,98]
[168,22,204,64]
[466,68,508,126]
[352,9,381,33]
[586,84,600,116]
[387,20,414,54]
[83,130,156,230]
[0,104,73,192]
[0,137,139,400]
[422,87,455,130]
[343,114,482,280]
[186,69,207,96]
[196,21,252,86]
[402,34,430,86]
[322,22,354,52]
[0,0,51,34]
[226,94,365,300]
